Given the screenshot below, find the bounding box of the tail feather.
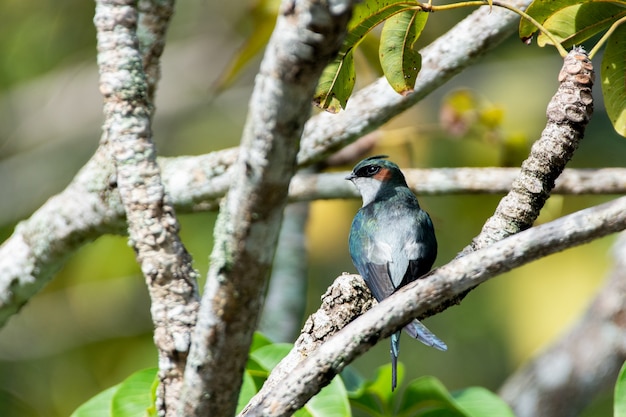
[404,319,447,351]
[390,331,400,391]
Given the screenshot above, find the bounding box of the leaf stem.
[588,14,626,59]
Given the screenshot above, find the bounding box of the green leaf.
[237,371,259,414]
[520,0,590,41]
[349,364,403,415]
[453,387,515,417]
[212,0,280,92]
[615,360,626,417]
[379,9,428,95]
[537,3,626,48]
[314,0,418,111]
[313,50,356,113]
[111,368,158,417]
[250,331,274,352]
[71,385,119,417]
[601,21,626,137]
[250,343,292,371]
[296,376,352,417]
[397,376,468,417]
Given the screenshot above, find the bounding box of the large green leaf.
[537,2,626,47]
[615,360,626,416]
[601,21,626,137]
[314,0,419,111]
[379,9,428,95]
[453,387,515,417]
[519,0,594,41]
[111,368,158,417]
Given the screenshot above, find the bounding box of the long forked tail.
[390,331,401,391]
[404,319,447,351]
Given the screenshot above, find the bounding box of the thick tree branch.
[243,195,626,416]
[178,1,354,416]
[499,231,626,417]
[94,1,199,416]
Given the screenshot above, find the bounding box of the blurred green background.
[0,1,624,416]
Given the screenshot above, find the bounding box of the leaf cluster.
[71,333,626,417]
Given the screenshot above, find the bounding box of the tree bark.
[94,1,200,415]
[177,1,354,416]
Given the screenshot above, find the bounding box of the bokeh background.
[0,1,624,416]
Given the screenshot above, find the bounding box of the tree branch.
[94,1,199,415]
[499,231,626,417]
[177,1,354,416]
[1,164,624,329]
[242,195,626,416]
[462,47,594,254]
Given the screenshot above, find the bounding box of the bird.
[346,155,447,391]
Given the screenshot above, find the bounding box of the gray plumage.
[346,155,446,391]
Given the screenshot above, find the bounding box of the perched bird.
[346,155,447,391]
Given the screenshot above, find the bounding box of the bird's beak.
[345,172,356,181]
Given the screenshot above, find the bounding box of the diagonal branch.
[94,1,199,416]
[177,1,354,416]
[243,195,626,417]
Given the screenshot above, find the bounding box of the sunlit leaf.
[71,385,119,417]
[453,387,515,417]
[601,22,626,137]
[314,0,418,111]
[520,0,590,42]
[537,3,626,48]
[111,368,158,417]
[379,9,428,95]
[615,360,626,417]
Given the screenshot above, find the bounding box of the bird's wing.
[363,262,396,301]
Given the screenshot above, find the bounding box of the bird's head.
[345,155,408,206]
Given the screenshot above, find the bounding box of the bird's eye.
[357,164,380,177]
